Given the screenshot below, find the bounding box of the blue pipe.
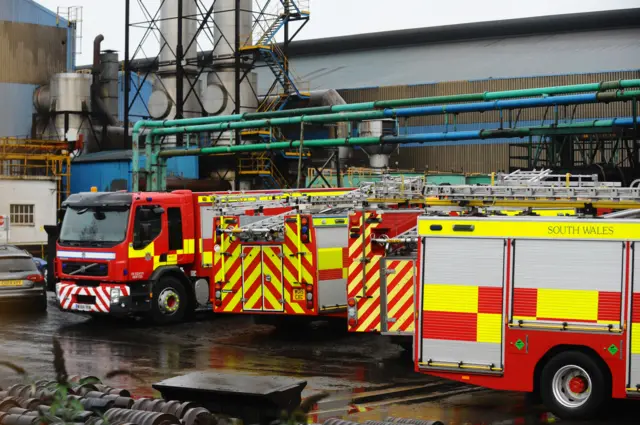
[390,93,598,118]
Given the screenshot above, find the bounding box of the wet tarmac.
[0,294,637,425]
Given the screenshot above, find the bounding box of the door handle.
[159,253,167,262]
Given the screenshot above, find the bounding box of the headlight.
[110,288,122,303]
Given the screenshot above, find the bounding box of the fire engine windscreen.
[59,207,130,247]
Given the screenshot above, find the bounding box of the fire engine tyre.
[149,277,187,324]
[540,351,609,419]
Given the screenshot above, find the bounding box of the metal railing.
[238,155,289,188]
[0,138,71,207]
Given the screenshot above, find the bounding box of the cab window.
[132,205,163,249]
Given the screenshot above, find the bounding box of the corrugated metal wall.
[268,27,640,93]
[390,144,511,174]
[0,0,63,26]
[0,21,67,85]
[339,70,640,173]
[0,0,70,137]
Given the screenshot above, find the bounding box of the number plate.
[0,280,22,287]
[72,304,93,312]
[293,289,305,301]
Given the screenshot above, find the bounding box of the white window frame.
[10,204,35,227]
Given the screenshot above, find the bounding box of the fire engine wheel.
[540,351,609,419]
[150,277,187,324]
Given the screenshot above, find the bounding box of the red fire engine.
[54,187,352,323]
[412,181,640,419]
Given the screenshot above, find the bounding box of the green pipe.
[141,79,640,130]
[131,80,640,191]
[156,117,635,159]
[148,90,640,138]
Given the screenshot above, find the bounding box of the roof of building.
[79,7,640,70]
[0,0,68,27]
[287,7,640,57]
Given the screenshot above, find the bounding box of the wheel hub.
[569,376,587,394]
[552,364,592,408]
[158,288,180,315]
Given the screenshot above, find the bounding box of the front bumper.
[0,288,46,303]
[56,281,151,315]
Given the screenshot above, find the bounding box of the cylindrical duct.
[359,120,396,168]
[48,73,95,151]
[150,0,202,147]
[33,85,51,114]
[203,71,258,144]
[213,0,252,62]
[100,50,119,123]
[159,0,198,69]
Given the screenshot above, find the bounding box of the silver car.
[0,245,47,311]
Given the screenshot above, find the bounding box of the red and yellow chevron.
[242,246,263,311]
[349,211,382,332]
[347,212,364,300]
[262,246,284,312]
[213,216,243,313]
[283,215,316,315]
[385,259,415,333]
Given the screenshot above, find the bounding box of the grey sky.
[37,0,640,66]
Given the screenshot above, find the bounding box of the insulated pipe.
[149,91,640,137]
[92,35,104,76]
[131,84,640,191]
[139,79,640,129]
[156,117,638,159]
[91,35,117,127]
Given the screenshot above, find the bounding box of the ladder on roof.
[424,184,640,205]
[496,169,621,187]
[220,211,292,237]
[213,171,640,213]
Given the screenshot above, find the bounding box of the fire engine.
[412,179,640,419]
[346,171,619,353]
[53,187,354,324]
[207,176,429,327]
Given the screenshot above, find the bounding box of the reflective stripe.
[58,251,116,260]
[418,217,634,240]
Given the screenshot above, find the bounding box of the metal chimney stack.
[147,0,202,147]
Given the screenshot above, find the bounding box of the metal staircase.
[237,0,311,185]
[237,154,290,189]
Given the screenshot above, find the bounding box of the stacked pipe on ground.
[0,380,446,425]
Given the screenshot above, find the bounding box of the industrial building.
[1,1,640,209]
[272,7,640,177]
[0,0,74,246]
[67,5,640,193]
